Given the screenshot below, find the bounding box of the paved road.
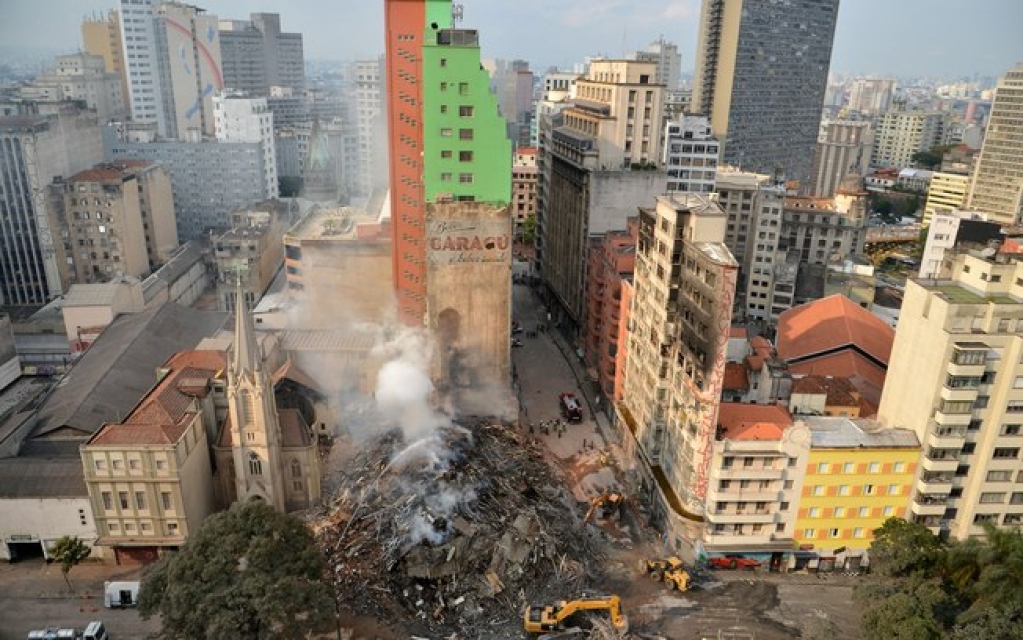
[0,561,160,640]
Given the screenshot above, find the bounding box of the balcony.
[921,451,959,474]
[927,426,967,449]
[716,466,784,481]
[940,386,978,403]
[917,474,953,495]
[910,494,948,517]
[706,486,784,503]
[706,510,776,525]
[946,361,985,377]
[933,409,972,426]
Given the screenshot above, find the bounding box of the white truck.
[103,581,140,608]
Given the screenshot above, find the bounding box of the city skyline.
[1,0,1019,79]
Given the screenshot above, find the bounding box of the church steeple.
[232,281,261,375]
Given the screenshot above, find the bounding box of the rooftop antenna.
[452,3,464,27]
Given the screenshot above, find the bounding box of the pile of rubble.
[314,418,610,636]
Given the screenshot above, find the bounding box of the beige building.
[213,200,289,312]
[20,53,127,123]
[872,104,947,168]
[966,63,1023,225]
[565,59,665,167]
[923,172,971,226]
[48,161,177,289]
[62,279,145,355]
[512,147,538,228]
[705,404,810,560]
[81,350,225,564]
[283,205,393,327]
[82,10,128,106]
[878,250,1023,540]
[618,193,738,552]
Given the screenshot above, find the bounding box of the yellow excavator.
[581,491,625,526]
[645,556,691,592]
[524,594,629,634]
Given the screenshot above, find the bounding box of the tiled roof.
[788,351,886,407]
[717,404,792,441]
[279,409,312,447]
[272,360,322,392]
[723,362,749,391]
[776,294,894,366]
[791,375,859,407]
[729,326,748,339]
[89,422,189,446]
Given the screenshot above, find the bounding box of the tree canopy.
[856,518,1023,640]
[49,535,92,591]
[139,501,336,640]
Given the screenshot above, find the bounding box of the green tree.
[522,213,537,245]
[869,517,945,578]
[48,535,92,591]
[139,502,336,640]
[966,523,1023,618]
[855,580,952,640]
[949,603,1023,640]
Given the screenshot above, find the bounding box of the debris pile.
[315,418,609,635]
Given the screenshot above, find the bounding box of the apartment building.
[584,220,637,400]
[919,212,1003,280]
[923,172,972,226]
[744,184,790,322]
[714,168,770,274]
[20,53,127,123]
[218,13,305,96]
[704,404,810,566]
[512,147,538,228]
[212,201,288,312]
[782,185,869,268]
[47,161,177,288]
[212,91,279,200]
[966,63,1023,225]
[878,250,1023,540]
[795,417,919,564]
[618,193,738,550]
[82,10,128,104]
[810,121,873,198]
[663,115,719,195]
[351,57,387,198]
[846,78,896,115]
[872,104,947,168]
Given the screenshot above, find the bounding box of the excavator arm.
[524,595,627,633]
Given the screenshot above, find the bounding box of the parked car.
[708,554,761,570]
[559,392,583,423]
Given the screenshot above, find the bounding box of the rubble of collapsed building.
[312,416,616,636]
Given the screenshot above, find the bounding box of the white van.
[104,580,140,608]
[82,621,108,640]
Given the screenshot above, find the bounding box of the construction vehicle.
[524,594,628,633]
[645,556,691,591]
[581,491,625,526]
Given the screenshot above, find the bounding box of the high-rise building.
[923,171,971,226]
[0,112,103,305]
[810,120,873,197]
[22,52,127,122]
[846,78,896,115]
[714,167,771,273]
[538,59,668,331]
[47,161,177,287]
[118,0,162,127]
[213,91,278,199]
[966,63,1023,225]
[692,0,839,186]
[212,200,288,311]
[628,37,682,92]
[878,250,1023,540]
[511,147,538,228]
[618,193,738,544]
[352,57,388,198]
[584,220,637,401]
[219,13,305,96]
[82,10,128,104]
[663,115,719,194]
[152,3,224,140]
[385,0,513,395]
[872,102,947,168]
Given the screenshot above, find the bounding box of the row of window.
[94,458,168,472]
[105,521,178,535]
[803,527,867,540]
[100,490,173,512]
[808,484,902,497]
[805,505,898,518]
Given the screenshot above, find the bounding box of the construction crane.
[524,594,628,633]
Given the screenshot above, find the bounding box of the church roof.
[232,285,261,375]
[216,409,312,448]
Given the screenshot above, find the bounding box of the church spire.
[232,280,261,374]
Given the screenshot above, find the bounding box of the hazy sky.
[2,0,1020,78]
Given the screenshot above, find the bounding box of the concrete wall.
[588,170,668,235]
[0,497,101,561]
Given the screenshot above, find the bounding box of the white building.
[629,37,682,92]
[118,0,163,127]
[663,115,719,194]
[213,91,278,199]
[20,53,127,122]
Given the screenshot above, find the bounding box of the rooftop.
[63,279,140,308]
[777,294,894,367]
[804,417,919,450]
[286,205,387,242]
[717,404,793,441]
[791,375,859,407]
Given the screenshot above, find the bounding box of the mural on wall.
[426,219,510,265]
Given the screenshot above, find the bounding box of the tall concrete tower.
[384,0,513,401]
[692,0,840,187]
[966,62,1023,225]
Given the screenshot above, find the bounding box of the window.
[128,459,140,470]
[440,105,447,114]
[744,457,755,468]
[812,485,824,496]
[980,492,1005,504]
[118,492,129,509]
[440,128,452,137]
[94,459,106,470]
[894,462,906,473]
[829,528,840,538]
[864,484,875,495]
[458,173,474,184]
[135,491,146,510]
[1003,424,1022,436]
[441,150,452,158]
[994,448,1020,459]
[843,462,855,473]
[112,459,123,470]
[458,105,474,117]
[101,492,113,510]
[246,431,255,442]
[439,57,447,67]
[809,507,820,518]
[834,507,845,517]
[248,453,263,475]
[858,507,869,517]
[168,522,179,534]
[156,459,167,470]
[1011,493,1023,505]
[888,485,900,496]
[883,506,895,517]
[107,523,119,532]
[161,492,172,510]
[459,150,473,162]
[988,470,1012,482]
[291,460,302,478]
[441,172,452,182]
[458,82,469,95]
[140,522,152,532]
[459,128,474,140]
[853,528,865,538]
[868,462,880,473]
[838,485,850,496]
[817,462,830,473]
[804,529,816,538]
[293,480,304,491]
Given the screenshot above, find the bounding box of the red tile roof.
[729,326,748,339]
[776,295,894,366]
[717,404,792,441]
[791,375,859,406]
[723,362,749,391]
[272,360,322,392]
[788,351,885,407]
[90,422,189,446]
